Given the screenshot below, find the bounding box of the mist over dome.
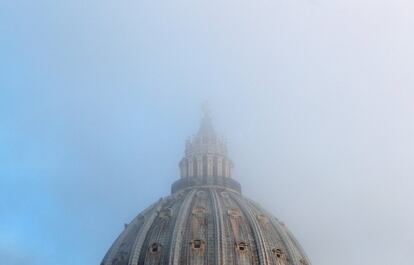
[101,111,311,265]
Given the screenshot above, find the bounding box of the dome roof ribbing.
[101,111,311,265]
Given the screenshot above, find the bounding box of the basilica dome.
[101,112,311,265]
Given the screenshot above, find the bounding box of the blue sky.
[1,1,414,265]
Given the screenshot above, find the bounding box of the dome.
[101,110,311,265]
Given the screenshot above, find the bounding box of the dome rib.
[168,189,197,265]
[269,217,301,265]
[247,199,305,265]
[101,112,312,265]
[285,228,311,265]
[230,193,271,265]
[210,189,226,265]
[128,200,164,265]
[102,201,160,265]
[101,187,312,265]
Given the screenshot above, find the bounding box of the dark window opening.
[237,242,248,252]
[272,248,283,258]
[150,243,160,254]
[193,240,202,249]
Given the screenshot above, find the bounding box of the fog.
[1,0,414,265]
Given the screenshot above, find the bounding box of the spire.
[197,103,216,138]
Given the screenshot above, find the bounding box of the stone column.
[188,159,194,177]
[224,159,230,177]
[180,159,188,178]
[217,157,223,177]
[207,155,213,176]
[196,156,203,177]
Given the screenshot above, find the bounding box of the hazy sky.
[1,1,414,265]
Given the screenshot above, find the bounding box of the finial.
[198,101,215,137]
[201,101,211,119]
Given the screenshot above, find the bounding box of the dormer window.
[149,243,160,254]
[190,239,205,253]
[236,241,248,252]
[193,240,202,249]
[272,248,283,258]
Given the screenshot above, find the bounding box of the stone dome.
[101,111,311,265]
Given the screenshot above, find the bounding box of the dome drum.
[171,175,242,194]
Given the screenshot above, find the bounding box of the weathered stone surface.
[101,185,311,265]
